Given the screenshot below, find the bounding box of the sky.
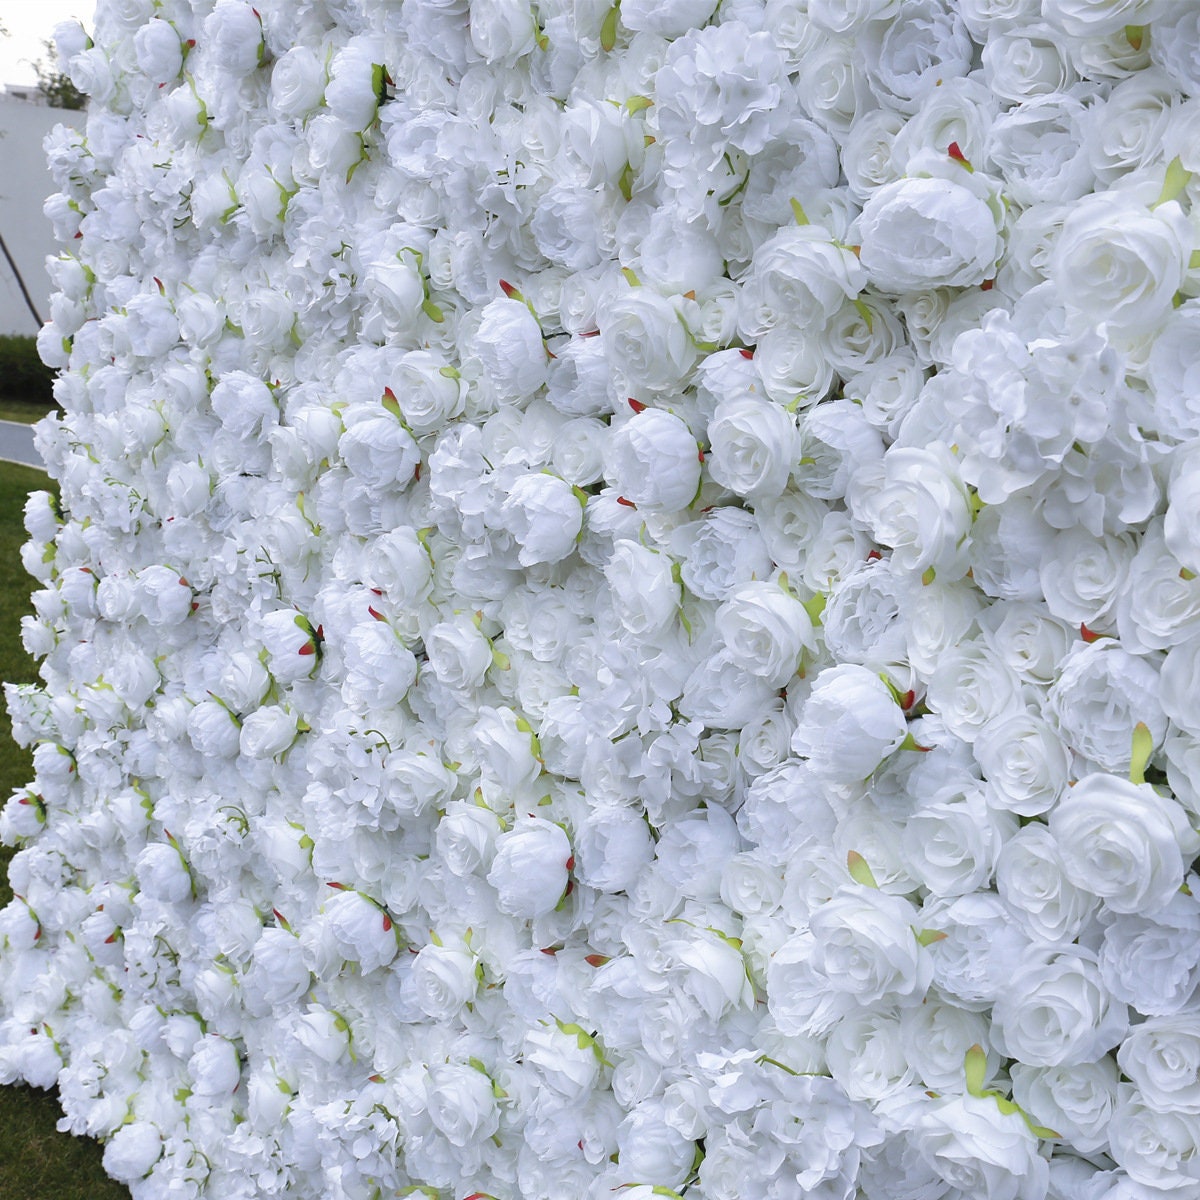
[0,0,95,88]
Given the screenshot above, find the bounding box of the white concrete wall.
[0,95,87,336]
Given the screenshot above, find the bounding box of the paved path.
[0,419,44,469]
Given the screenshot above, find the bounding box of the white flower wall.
[4,0,1200,1196]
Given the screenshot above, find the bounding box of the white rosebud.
[792,664,910,783]
[487,818,571,918]
[500,472,583,566]
[323,888,399,972]
[605,409,702,511]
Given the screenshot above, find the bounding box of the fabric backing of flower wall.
[3,0,1200,1196]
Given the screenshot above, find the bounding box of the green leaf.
[790,197,809,225]
[1130,721,1154,785]
[802,592,826,624]
[1125,23,1145,50]
[964,1044,987,1097]
[600,2,620,51]
[914,928,947,947]
[847,851,878,889]
[422,298,445,323]
[1152,155,1192,209]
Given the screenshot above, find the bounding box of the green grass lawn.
[0,401,56,427]
[0,462,130,1200]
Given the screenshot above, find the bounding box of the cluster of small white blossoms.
[4,0,1200,1196]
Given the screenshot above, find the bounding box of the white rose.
[1109,1085,1200,1190]
[269,46,326,118]
[602,291,699,395]
[706,394,800,500]
[468,0,536,64]
[913,1093,1049,1200]
[619,0,720,37]
[901,788,1014,898]
[792,664,910,783]
[342,620,418,710]
[1038,526,1134,632]
[605,409,702,511]
[851,442,973,578]
[744,225,867,329]
[1010,1058,1119,1156]
[1051,190,1192,339]
[1099,893,1200,1017]
[487,818,572,918]
[203,0,265,78]
[323,888,399,972]
[434,802,501,877]
[809,888,933,1008]
[133,18,184,84]
[188,1035,241,1097]
[325,42,382,131]
[974,711,1071,817]
[992,948,1128,1067]
[858,175,1003,293]
[899,998,992,1093]
[826,1010,914,1102]
[186,700,241,759]
[574,803,654,893]
[1118,1015,1200,1115]
[471,297,548,404]
[239,704,300,758]
[1050,773,1200,915]
[715,581,814,688]
[425,616,493,690]
[523,1023,602,1103]
[339,414,420,489]
[500,472,583,566]
[102,1122,163,1183]
[995,823,1098,946]
[752,324,836,408]
[411,941,479,1020]
[135,841,192,904]
[604,540,680,637]
[245,928,310,1014]
[391,350,466,435]
[614,1099,697,1188]
[927,642,1026,745]
[1165,444,1200,576]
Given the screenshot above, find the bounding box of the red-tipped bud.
[739,348,754,359]
[627,397,646,413]
[900,689,916,710]
[539,946,559,956]
[565,855,575,871]
[980,278,994,291]
[382,914,392,932]
[616,496,637,508]
[1080,622,1103,643]
[948,142,967,163]
[298,643,316,656]
[368,606,385,622]
[867,549,882,561]
[327,881,347,890]
[585,953,610,967]
[499,279,519,299]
